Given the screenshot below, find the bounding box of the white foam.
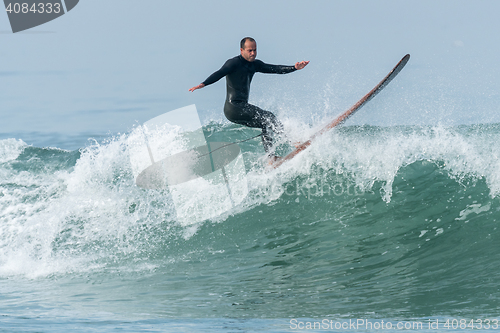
[262,119,500,203]
[0,138,27,164]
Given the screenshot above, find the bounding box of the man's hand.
[295,61,309,70]
[189,83,205,92]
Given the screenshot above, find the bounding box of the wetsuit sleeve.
[254,60,297,74]
[202,58,237,86]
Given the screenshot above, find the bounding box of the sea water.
[1,120,499,332]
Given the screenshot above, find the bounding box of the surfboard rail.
[271,54,410,169]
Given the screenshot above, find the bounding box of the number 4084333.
[5,2,62,14]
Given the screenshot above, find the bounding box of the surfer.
[189,37,309,161]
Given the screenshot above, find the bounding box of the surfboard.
[271,54,410,169]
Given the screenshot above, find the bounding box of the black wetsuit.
[202,55,297,154]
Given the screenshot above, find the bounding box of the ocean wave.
[0,122,499,281]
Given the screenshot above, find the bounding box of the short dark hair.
[240,37,256,49]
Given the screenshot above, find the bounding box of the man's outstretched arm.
[189,57,237,92]
[257,60,309,74]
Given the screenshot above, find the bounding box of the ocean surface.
[1,119,500,332]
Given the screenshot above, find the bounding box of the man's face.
[240,41,257,62]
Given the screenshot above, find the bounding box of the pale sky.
[1,0,500,146]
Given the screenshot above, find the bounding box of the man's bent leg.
[224,101,284,154]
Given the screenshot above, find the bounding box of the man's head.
[240,37,257,62]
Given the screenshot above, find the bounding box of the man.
[189,37,309,161]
